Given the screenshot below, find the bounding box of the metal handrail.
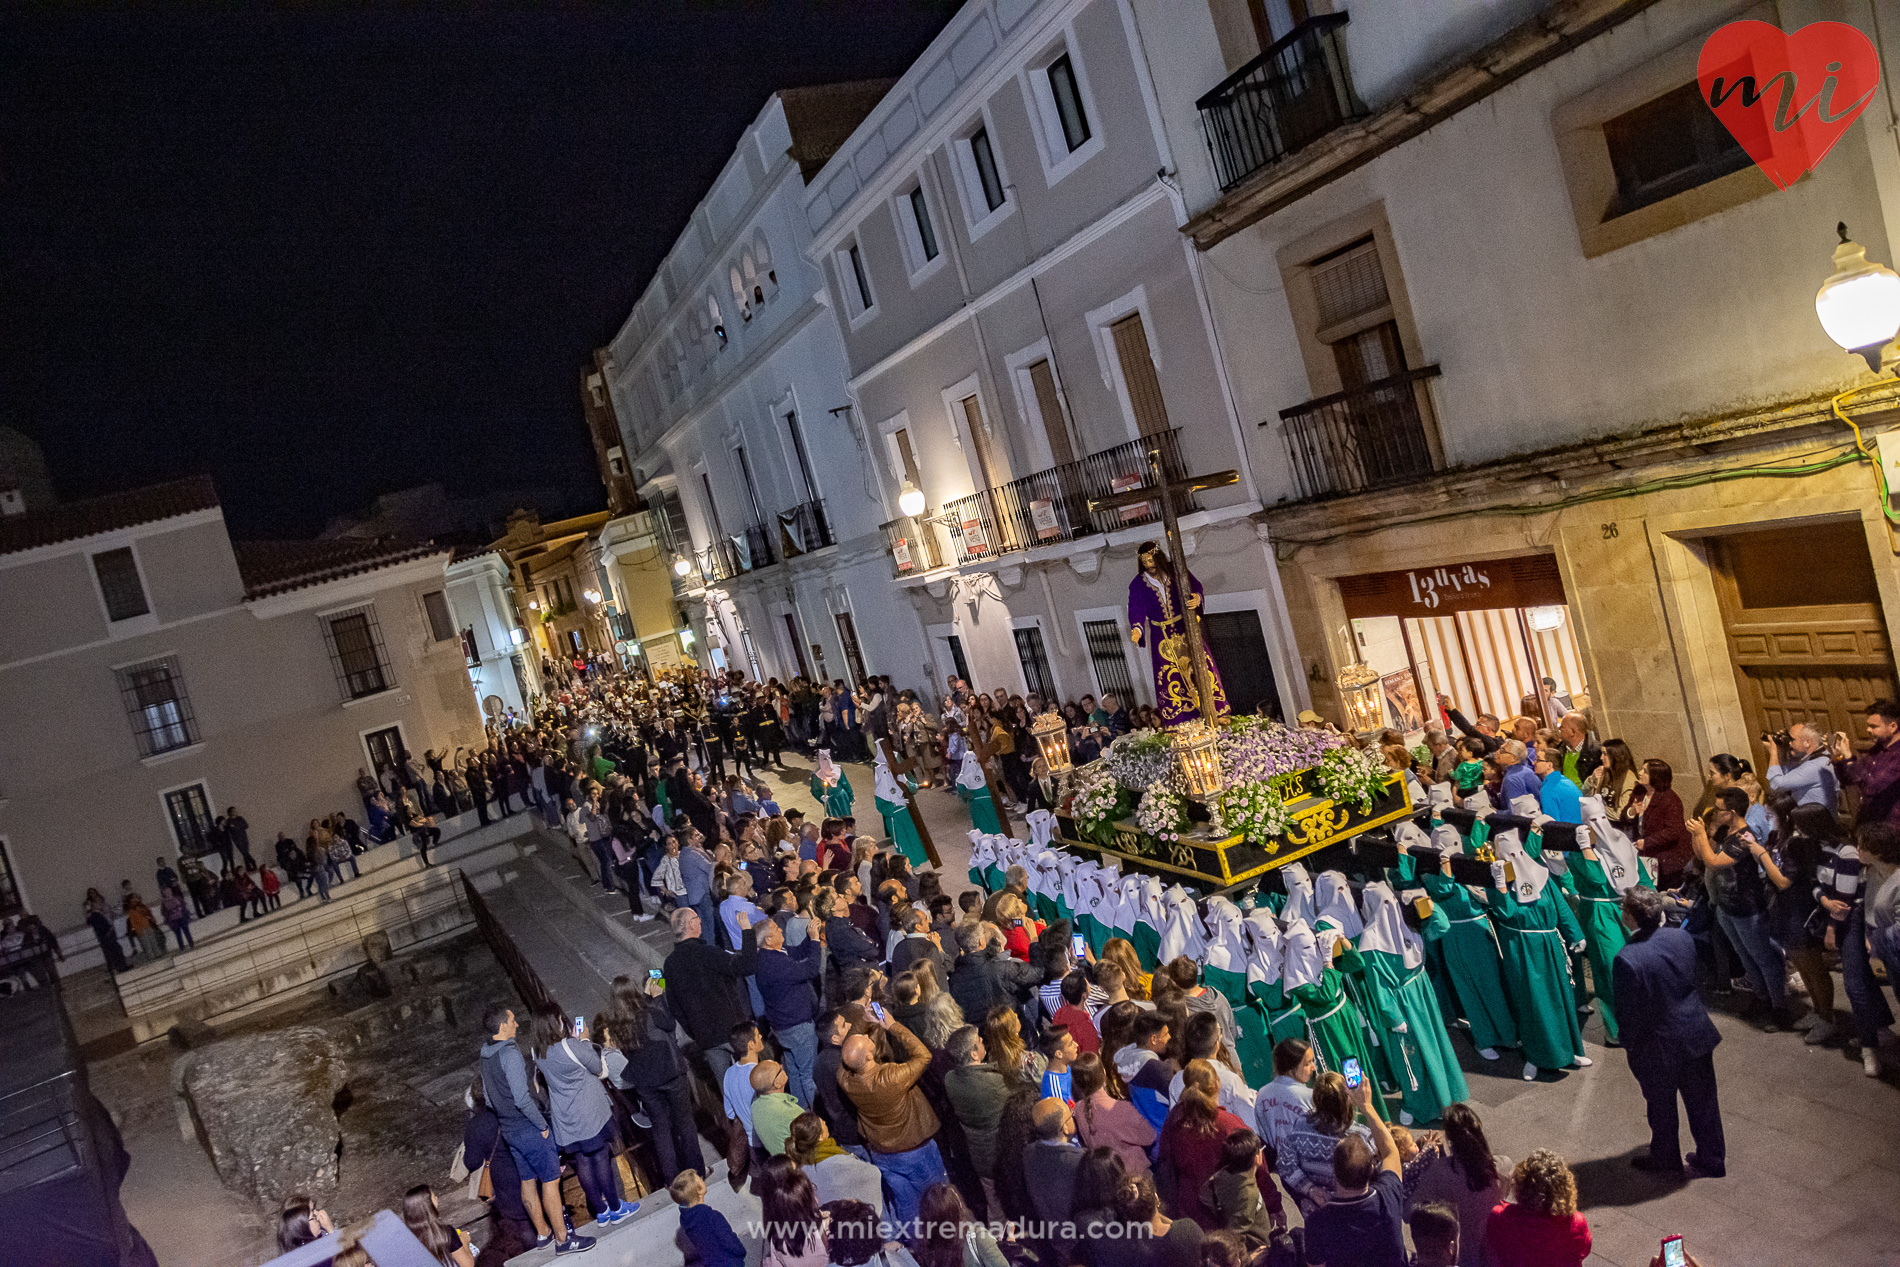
[1276,365,1441,499]
[880,514,945,576]
[1196,14,1364,191]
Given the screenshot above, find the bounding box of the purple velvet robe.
[1128,567,1229,727]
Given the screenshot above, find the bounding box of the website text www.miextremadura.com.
[749,1218,1158,1244]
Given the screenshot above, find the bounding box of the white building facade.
[1129,0,1900,794]
[600,86,938,691]
[798,0,1305,718]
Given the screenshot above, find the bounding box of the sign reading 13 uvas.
[1337,554,1567,619]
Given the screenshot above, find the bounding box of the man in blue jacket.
[478,1002,595,1255]
[1613,887,1726,1177]
[754,915,825,1108]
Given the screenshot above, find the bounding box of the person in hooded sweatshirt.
[476,1002,594,1255]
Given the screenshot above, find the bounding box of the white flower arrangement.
[1106,728,1178,793]
[1210,778,1294,846]
[1071,763,1127,844]
[1316,742,1389,811]
[1136,778,1190,844]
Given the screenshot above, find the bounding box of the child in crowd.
[672,1169,746,1267]
[1410,1202,1460,1267]
[1202,1129,1277,1249]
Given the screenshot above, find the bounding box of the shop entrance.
[1339,554,1581,735]
[1710,521,1897,763]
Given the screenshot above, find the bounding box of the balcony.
[695,522,775,584]
[1277,365,1441,500]
[775,499,835,557]
[880,514,945,578]
[895,429,1192,572]
[1196,14,1365,193]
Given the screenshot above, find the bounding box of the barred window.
[1014,626,1056,701]
[1082,619,1136,700]
[93,547,151,622]
[117,656,196,756]
[421,590,456,642]
[163,785,215,856]
[323,605,390,699]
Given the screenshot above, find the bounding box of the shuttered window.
[1109,313,1172,437]
[1027,359,1075,466]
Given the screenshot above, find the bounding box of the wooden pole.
[966,719,1017,838]
[877,735,942,868]
[1147,447,1218,727]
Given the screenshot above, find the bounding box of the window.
[1047,56,1092,153]
[835,610,868,686]
[960,394,1003,490]
[735,445,766,526]
[944,634,972,688]
[1309,236,1408,384]
[1014,625,1056,700]
[969,127,1006,212]
[93,547,151,622]
[783,613,811,679]
[421,590,456,642]
[163,784,216,856]
[908,188,939,262]
[324,606,391,700]
[1602,82,1751,219]
[118,656,196,756]
[364,725,405,777]
[701,472,726,541]
[1082,618,1137,700]
[1025,359,1075,467]
[785,411,820,504]
[847,243,875,314]
[891,427,923,494]
[1108,314,1173,437]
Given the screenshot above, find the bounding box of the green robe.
[1132,920,1162,969]
[1206,963,1272,1087]
[960,784,1003,835]
[1356,947,1471,1125]
[1397,854,1519,1053]
[1478,873,1587,1072]
[1289,944,1384,1089]
[877,796,928,867]
[1569,853,1642,1043]
[1246,978,1309,1064]
[812,771,854,820]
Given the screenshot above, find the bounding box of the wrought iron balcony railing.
[880,514,945,577]
[1277,365,1441,500]
[1196,14,1365,192]
[775,499,835,557]
[694,522,775,584]
[934,429,1193,568]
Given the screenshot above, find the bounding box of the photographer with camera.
[1765,722,1839,811]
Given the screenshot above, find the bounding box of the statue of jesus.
[1127,540,1228,728]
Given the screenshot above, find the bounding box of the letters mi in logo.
[1698,20,1881,191]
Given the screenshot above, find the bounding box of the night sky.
[0,4,957,538]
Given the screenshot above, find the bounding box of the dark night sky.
[0,4,957,538]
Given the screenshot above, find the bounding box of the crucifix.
[1089,449,1238,727]
[876,735,942,868]
[963,717,1016,838]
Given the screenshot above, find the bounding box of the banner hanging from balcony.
[1030,499,1061,540]
[961,515,991,558]
[892,537,915,573]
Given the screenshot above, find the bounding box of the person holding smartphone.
[528,1001,639,1231]
[1302,1071,1406,1267]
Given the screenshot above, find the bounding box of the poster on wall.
[1381,669,1424,734]
[1108,473,1153,523]
[646,638,683,670]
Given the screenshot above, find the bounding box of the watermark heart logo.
[1697,19,1880,191]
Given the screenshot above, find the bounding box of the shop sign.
[1338,554,1565,619]
[1029,499,1061,540]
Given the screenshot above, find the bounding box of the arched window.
[729,266,747,312]
[753,230,776,293]
[707,294,727,348]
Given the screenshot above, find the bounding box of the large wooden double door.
[1712,521,1897,767]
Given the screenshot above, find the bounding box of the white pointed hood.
[957,750,988,791]
[969,831,997,873]
[1314,870,1363,937]
[816,749,840,784]
[1133,874,1168,932]
[1392,821,1433,853]
[1492,827,1549,903]
[1509,793,1541,818]
[1578,795,1643,895]
[1465,787,1494,816]
[1357,880,1424,969]
[1242,908,1286,987]
[1280,917,1326,991]
[1157,885,1206,963]
[874,751,907,806]
[1427,782,1455,811]
[1203,896,1248,975]
[1279,862,1317,927]
[1430,823,1465,855]
[1026,808,1056,850]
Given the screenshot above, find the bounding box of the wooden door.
[1711,522,1897,767]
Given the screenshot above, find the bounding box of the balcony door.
[1025,359,1076,467]
[1109,313,1173,438]
[959,394,1002,490]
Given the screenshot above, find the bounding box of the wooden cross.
[876,735,943,868]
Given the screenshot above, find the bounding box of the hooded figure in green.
[1354,880,1469,1125]
[1281,917,1381,1085]
[1203,896,1269,1081]
[1393,821,1518,1060]
[810,748,854,819]
[955,750,1003,835]
[874,751,927,867]
[1570,795,1655,1044]
[1241,908,1307,1085]
[1480,825,1593,1080]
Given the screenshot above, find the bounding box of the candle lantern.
[1030,710,1073,774]
[1337,661,1384,733]
[1171,720,1223,800]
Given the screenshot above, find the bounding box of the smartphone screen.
[1342,1057,1363,1089]
[647,968,663,981]
[1660,1237,1685,1267]
[571,1015,586,1039]
[870,1002,888,1023]
[1072,934,1087,958]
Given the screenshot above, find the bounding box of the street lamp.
[898,480,926,519]
[672,554,692,577]
[583,589,600,604]
[1817,223,1900,373]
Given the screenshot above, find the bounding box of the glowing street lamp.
[672,554,692,577]
[1817,223,1900,373]
[898,480,926,519]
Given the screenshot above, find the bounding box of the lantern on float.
[1337,661,1384,734]
[1171,719,1223,800]
[1030,710,1073,774]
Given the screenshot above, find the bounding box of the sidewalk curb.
[521,834,664,971]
